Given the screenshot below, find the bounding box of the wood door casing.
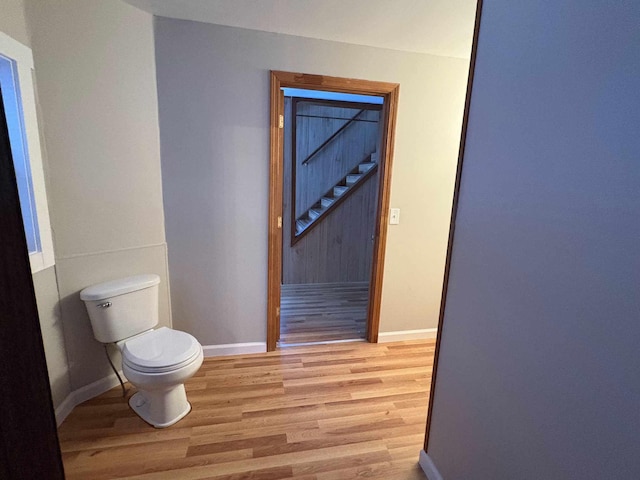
[268,83,284,347]
[268,71,400,351]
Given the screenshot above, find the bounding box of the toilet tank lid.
[80,274,160,301]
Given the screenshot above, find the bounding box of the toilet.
[80,274,203,428]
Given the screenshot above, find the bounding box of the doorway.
[280,90,382,345]
[267,71,400,351]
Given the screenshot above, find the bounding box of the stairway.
[294,151,379,238]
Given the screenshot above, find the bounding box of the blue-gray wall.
[427,1,640,478]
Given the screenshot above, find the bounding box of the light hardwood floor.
[58,339,434,480]
[279,282,368,345]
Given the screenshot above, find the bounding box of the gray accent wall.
[155,19,470,344]
[427,1,640,478]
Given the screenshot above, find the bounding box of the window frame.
[0,32,54,273]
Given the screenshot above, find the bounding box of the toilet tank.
[80,274,160,343]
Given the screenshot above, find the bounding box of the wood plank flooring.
[280,282,368,345]
[58,339,434,480]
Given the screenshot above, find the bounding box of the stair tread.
[308,208,322,219]
[359,162,375,173]
[346,174,362,185]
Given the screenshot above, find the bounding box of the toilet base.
[129,386,192,428]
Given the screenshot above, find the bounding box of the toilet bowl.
[80,274,203,428]
[119,327,204,428]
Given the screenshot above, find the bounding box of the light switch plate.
[390,208,400,225]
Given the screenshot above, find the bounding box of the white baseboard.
[202,342,266,357]
[378,328,437,343]
[54,370,125,426]
[419,450,444,480]
[53,392,77,426]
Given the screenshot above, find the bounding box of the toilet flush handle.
[97,302,112,308]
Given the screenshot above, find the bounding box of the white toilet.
[80,274,203,428]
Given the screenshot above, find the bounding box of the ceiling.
[125,0,477,59]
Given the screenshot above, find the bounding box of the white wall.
[426,1,640,478]
[24,0,170,390]
[33,267,70,407]
[0,0,72,409]
[154,19,470,345]
[0,0,29,46]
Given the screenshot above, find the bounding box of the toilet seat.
[122,327,201,374]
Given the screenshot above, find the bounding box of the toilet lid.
[122,327,201,372]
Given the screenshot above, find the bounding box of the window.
[0,32,53,273]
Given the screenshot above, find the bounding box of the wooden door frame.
[268,71,400,351]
